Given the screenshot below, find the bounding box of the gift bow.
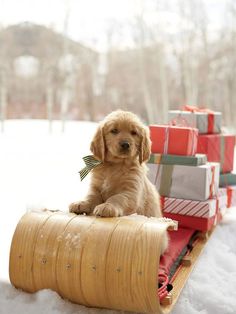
[182,105,214,114]
[79,155,102,181]
[182,105,215,133]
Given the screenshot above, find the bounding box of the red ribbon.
[182,105,215,133]
[215,198,223,225]
[164,124,198,156]
[207,114,214,134]
[227,187,232,208]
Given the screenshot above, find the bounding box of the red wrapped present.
[197,134,235,173]
[227,185,236,208]
[149,125,198,156]
[163,212,215,232]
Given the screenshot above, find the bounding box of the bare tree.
[0,68,7,132]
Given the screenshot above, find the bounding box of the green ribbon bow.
[79,155,102,181]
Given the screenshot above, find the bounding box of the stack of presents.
[148,105,236,233]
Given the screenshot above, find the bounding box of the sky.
[0,0,229,50]
[0,0,139,48]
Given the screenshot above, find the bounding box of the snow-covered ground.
[0,120,236,314]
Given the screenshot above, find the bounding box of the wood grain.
[9,211,177,313]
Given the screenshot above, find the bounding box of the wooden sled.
[9,210,210,314]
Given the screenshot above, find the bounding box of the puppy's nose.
[120,141,130,150]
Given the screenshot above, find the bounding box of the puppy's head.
[90,110,151,164]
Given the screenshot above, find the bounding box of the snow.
[0,120,236,314]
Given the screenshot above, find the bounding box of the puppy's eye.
[111,128,119,134]
[131,130,137,136]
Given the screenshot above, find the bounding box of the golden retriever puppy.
[69,110,168,250]
[69,110,163,217]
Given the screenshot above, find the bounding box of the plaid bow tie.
[79,155,102,181]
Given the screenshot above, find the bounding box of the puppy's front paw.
[93,203,121,217]
[69,201,92,215]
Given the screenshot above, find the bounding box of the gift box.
[161,197,217,218]
[217,188,228,210]
[149,125,198,156]
[163,212,215,232]
[197,134,235,173]
[226,186,236,208]
[168,107,221,134]
[220,173,236,187]
[217,188,228,219]
[147,162,220,201]
[148,153,207,167]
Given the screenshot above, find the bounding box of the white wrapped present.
[168,109,221,134]
[147,162,220,201]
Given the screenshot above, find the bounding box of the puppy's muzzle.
[119,140,130,151]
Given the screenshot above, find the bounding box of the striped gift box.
[162,197,217,218]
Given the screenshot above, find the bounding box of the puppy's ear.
[139,126,151,164]
[90,125,106,161]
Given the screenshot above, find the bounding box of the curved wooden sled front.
[9,211,176,313]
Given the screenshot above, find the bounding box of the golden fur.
[69,110,168,251]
